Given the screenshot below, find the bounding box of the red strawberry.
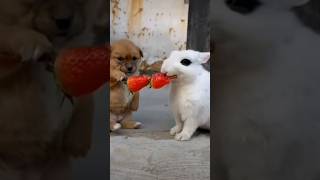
[55,45,110,97]
[151,73,175,89]
[127,75,151,92]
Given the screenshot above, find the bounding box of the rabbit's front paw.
[11,29,53,62]
[170,126,182,135]
[175,132,192,141]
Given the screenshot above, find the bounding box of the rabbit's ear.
[199,52,210,64]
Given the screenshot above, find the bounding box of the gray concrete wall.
[111,0,189,64]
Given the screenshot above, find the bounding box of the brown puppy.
[110,39,143,131]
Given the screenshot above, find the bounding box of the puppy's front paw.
[175,132,192,141]
[133,121,142,129]
[110,123,122,131]
[121,120,142,129]
[114,71,127,82]
[11,29,53,63]
[170,126,182,136]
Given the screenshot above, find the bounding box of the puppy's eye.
[132,57,137,61]
[180,59,192,66]
[118,57,124,61]
[225,0,261,14]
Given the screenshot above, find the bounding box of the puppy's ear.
[199,52,210,64]
[139,48,143,58]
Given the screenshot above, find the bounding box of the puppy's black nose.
[55,18,72,30]
[127,67,133,72]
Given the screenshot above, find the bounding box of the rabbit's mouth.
[166,74,178,79]
[169,75,177,79]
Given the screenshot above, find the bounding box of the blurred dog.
[110,39,143,131]
[0,0,105,179]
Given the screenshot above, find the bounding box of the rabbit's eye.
[225,0,261,14]
[180,59,192,66]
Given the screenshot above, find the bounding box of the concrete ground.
[110,87,210,180]
[133,86,173,130]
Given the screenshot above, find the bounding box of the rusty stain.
[128,0,144,35]
[125,33,130,39]
[134,8,144,16]
[141,27,149,32]
[111,0,121,25]
[137,32,145,38]
[112,0,189,64]
[137,27,149,38]
[169,27,176,35]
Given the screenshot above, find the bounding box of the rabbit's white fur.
[212,0,320,179]
[161,50,210,141]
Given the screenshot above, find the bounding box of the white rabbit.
[161,50,210,141]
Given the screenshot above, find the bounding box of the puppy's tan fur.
[110,39,143,131]
[0,0,105,179]
[139,60,163,73]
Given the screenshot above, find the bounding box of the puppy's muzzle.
[125,63,137,74]
[127,66,133,73]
